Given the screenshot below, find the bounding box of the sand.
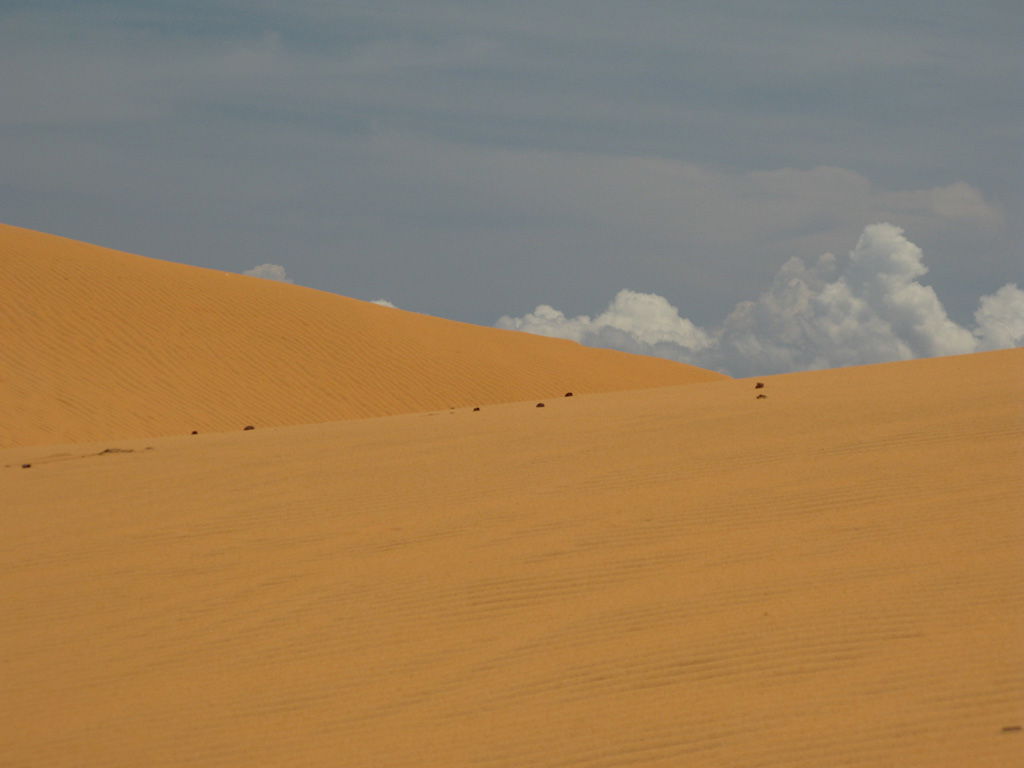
[3,335,1021,765]
[0,223,723,448]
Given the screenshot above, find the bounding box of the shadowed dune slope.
[0,223,723,448]
[3,349,1021,767]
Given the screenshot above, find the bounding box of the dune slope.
[0,224,723,448]
[2,349,1021,766]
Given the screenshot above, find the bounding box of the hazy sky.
[3,1,1021,370]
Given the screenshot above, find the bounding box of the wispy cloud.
[243,263,293,282]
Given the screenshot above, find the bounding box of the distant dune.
[2,348,1021,766]
[0,224,724,448]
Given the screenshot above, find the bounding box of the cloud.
[243,263,293,282]
[344,135,1007,323]
[370,298,398,308]
[499,292,713,362]
[974,283,1024,351]
[497,224,1023,376]
[0,3,1017,330]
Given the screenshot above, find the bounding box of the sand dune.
[3,348,1021,766]
[0,223,723,448]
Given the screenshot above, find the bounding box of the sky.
[4,0,1021,373]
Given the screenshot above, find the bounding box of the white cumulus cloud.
[497,224,1023,376]
[243,263,292,282]
[974,283,1024,350]
[498,291,712,361]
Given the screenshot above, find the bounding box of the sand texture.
[0,223,723,448]
[3,346,1022,766]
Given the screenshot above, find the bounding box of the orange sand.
[2,226,1021,765]
[3,342,1021,766]
[0,223,722,448]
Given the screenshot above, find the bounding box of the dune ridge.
[2,348,1021,766]
[0,223,724,448]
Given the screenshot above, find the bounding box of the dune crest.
[0,224,723,448]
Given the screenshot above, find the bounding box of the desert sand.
[2,227,1022,766]
[0,224,722,448]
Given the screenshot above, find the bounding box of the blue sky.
[3,1,1021,371]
